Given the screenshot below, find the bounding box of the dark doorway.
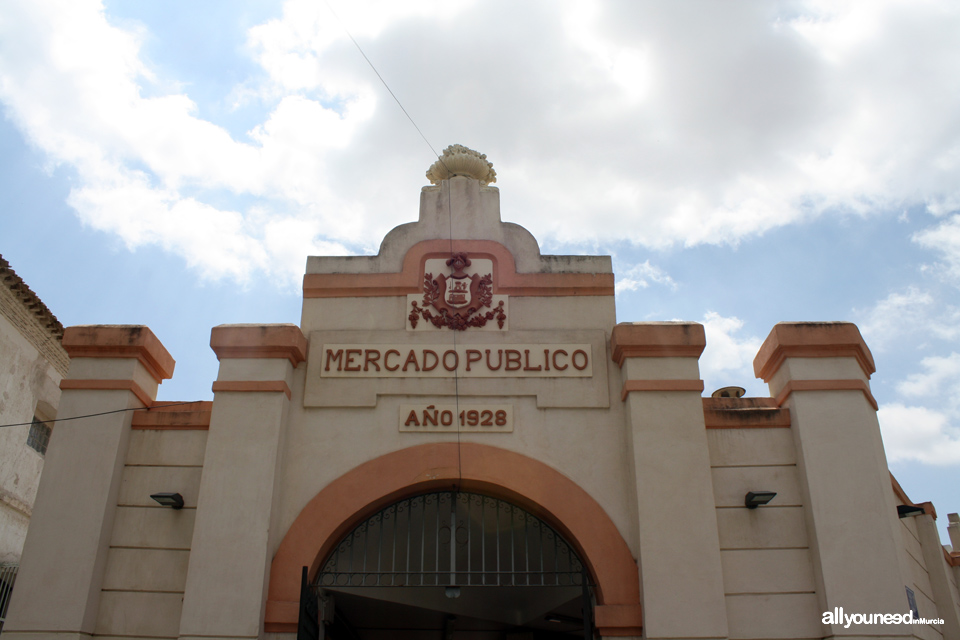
[301,491,593,639]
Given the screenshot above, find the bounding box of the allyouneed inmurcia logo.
[822,608,944,628]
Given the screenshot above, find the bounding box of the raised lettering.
[465,349,482,371]
[442,350,459,371]
[402,349,420,372]
[485,349,503,371]
[384,349,400,371]
[325,344,592,378]
[572,349,589,371]
[523,349,542,371]
[325,349,344,372]
[344,349,362,372]
[552,349,569,371]
[422,349,439,371]
[400,404,513,432]
[505,349,522,371]
[364,350,381,372]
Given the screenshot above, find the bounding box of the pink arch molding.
[265,443,642,635]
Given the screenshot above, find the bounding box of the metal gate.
[0,563,18,632]
[318,491,586,588]
[298,491,593,638]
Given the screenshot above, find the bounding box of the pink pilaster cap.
[62,325,175,382]
[753,322,875,382]
[610,322,706,366]
[210,324,307,366]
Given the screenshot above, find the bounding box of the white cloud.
[0,0,375,284]
[4,0,960,282]
[878,403,960,465]
[914,215,960,284]
[64,162,269,281]
[856,287,960,349]
[615,260,676,294]
[896,353,960,399]
[699,312,765,396]
[877,352,960,464]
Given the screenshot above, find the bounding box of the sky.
[1,0,959,541]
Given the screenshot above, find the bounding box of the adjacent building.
[3,147,960,639]
[0,255,68,628]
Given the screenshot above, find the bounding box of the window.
[27,417,50,455]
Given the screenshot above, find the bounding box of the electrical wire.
[446,179,464,491]
[3,7,468,493]
[322,0,444,163]
[323,0,462,487]
[0,400,208,429]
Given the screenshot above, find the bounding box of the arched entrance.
[266,443,642,637]
[314,490,591,638]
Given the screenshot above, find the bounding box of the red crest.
[409,252,506,331]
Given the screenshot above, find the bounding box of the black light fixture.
[897,504,925,518]
[745,491,777,509]
[545,613,582,625]
[444,586,461,599]
[150,492,184,510]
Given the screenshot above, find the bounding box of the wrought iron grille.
[316,492,586,588]
[0,563,18,631]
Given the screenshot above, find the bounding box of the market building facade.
[4,147,960,640]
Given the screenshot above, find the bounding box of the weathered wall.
[0,280,65,563]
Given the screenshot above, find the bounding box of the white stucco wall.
[0,286,63,564]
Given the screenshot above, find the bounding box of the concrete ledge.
[610,322,706,365]
[131,401,212,430]
[621,379,704,401]
[703,397,791,428]
[211,380,292,400]
[210,324,307,366]
[303,239,615,298]
[59,378,154,406]
[62,325,175,382]
[753,322,875,382]
[774,379,878,411]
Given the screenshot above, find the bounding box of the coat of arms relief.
[408,253,507,331]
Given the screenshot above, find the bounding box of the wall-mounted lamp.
[150,492,184,510]
[444,586,461,599]
[745,491,777,509]
[545,613,582,625]
[897,504,925,518]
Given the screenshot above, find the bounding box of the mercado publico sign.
[320,343,592,378]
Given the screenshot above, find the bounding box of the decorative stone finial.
[426,144,497,185]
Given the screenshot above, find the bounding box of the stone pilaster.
[178,324,306,640]
[754,322,910,639]
[912,510,960,637]
[611,322,728,640]
[3,325,174,640]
